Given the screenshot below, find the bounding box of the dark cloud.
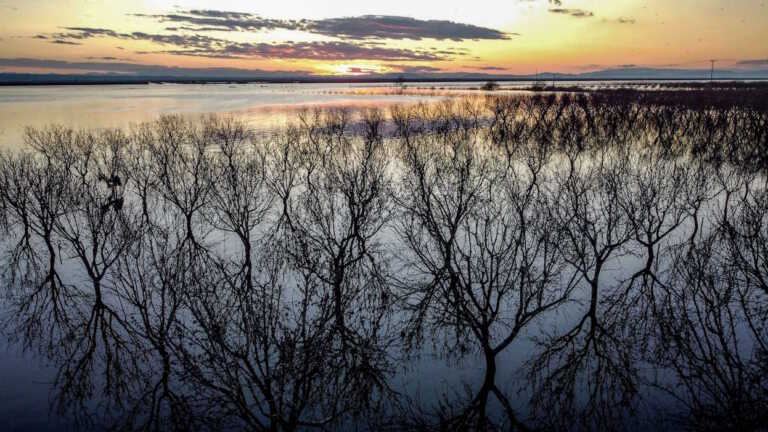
[56,27,219,49]
[52,39,82,45]
[305,15,512,41]
[185,9,254,20]
[132,10,293,33]
[134,10,513,41]
[57,27,121,39]
[36,10,507,63]
[387,64,443,73]
[343,66,380,74]
[477,66,508,71]
[548,8,595,18]
[148,41,446,61]
[737,59,768,67]
[46,27,456,61]
[126,32,220,48]
[429,46,470,53]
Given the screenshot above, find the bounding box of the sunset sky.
[0,0,766,76]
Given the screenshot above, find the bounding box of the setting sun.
[324,63,386,75]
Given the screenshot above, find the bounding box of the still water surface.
[0,82,451,431]
[1,80,756,431]
[0,83,448,149]
[0,79,703,149]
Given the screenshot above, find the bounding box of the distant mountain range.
[1,67,767,85]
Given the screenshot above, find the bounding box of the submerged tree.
[0,91,767,431]
[394,119,574,430]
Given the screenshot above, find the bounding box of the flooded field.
[1,86,767,431]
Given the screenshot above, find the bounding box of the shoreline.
[2,77,768,87]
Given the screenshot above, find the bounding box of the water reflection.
[1,91,767,431]
[0,83,450,150]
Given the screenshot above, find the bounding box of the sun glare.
[326,63,385,76]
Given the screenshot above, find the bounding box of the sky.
[0,0,766,77]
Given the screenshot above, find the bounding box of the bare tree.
[394,121,573,430]
[274,108,395,350]
[651,172,768,431]
[142,115,215,251]
[527,146,637,430]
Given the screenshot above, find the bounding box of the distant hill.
[573,67,768,80]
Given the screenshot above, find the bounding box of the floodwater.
[0,79,716,149]
[0,81,452,431]
[0,82,448,149]
[1,81,765,431]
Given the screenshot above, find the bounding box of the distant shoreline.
[2,77,768,87]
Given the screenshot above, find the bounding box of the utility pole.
[710,59,716,82]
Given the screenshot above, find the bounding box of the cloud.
[477,66,508,71]
[47,27,458,61]
[35,9,510,63]
[134,10,513,41]
[548,8,594,18]
[132,10,292,33]
[51,39,82,45]
[56,27,121,39]
[602,17,636,24]
[737,59,768,67]
[148,41,446,61]
[304,15,513,41]
[343,66,380,74]
[57,27,218,49]
[181,9,255,20]
[387,64,443,73]
[0,57,312,77]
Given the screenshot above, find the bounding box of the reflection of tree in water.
[391,117,573,430]
[653,171,768,431]
[0,89,766,431]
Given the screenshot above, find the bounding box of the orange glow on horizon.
[0,0,765,77]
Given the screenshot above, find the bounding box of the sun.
[324,63,385,76]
